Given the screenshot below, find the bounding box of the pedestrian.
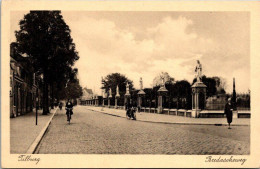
[224,98,233,129]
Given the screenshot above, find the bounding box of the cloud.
[10,12,249,94]
[61,13,249,94]
[147,16,215,61]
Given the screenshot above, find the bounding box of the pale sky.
[11,11,250,95]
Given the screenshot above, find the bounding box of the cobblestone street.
[36,106,250,154]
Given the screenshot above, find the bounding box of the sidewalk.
[10,108,57,154]
[85,106,250,126]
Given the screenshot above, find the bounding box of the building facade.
[10,44,40,118]
[81,87,93,100]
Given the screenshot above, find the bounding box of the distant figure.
[195,60,202,82]
[224,98,233,129]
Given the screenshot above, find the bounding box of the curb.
[26,107,58,154]
[87,108,249,127]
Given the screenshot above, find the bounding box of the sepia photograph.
[2,0,260,168]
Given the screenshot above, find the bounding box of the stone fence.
[83,104,250,118]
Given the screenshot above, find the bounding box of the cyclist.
[65,99,73,121]
[59,101,63,110]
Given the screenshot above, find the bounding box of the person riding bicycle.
[126,100,136,120]
[59,101,63,110]
[65,99,73,121]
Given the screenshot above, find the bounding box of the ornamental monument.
[124,82,131,109]
[101,77,105,107]
[191,60,207,118]
[108,88,112,108]
[157,76,168,114]
[137,77,145,111]
[115,85,120,109]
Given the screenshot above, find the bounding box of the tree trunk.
[177,97,179,109]
[169,96,171,109]
[51,82,54,109]
[42,73,50,115]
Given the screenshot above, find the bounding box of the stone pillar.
[138,97,142,108]
[124,94,130,109]
[157,95,163,113]
[108,88,112,108]
[191,81,207,118]
[115,98,118,108]
[95,96,99,106]
[101,76,105,107]
[102,92,106,107]
[137,77,145,112]
[115,85,120,109]
[124,82,131,109]
[138,91,145,112]
[157,85,168,114]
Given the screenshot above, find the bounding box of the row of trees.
[13,11,82,114]
[101,72,227,109]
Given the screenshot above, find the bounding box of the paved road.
[36,106,250,154]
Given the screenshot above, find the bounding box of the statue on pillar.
[101,76,105,98]
[124,82,131,109]
[115,85,120,108]
[161,77,165,87]
[138,78,146,95]
[116,85,120,97]
[195,60,202,82]
[191,60,207,117]
[126,82,130,95]
[157,76,167,114]
[109,88,112,98]
[139,77,143,90]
